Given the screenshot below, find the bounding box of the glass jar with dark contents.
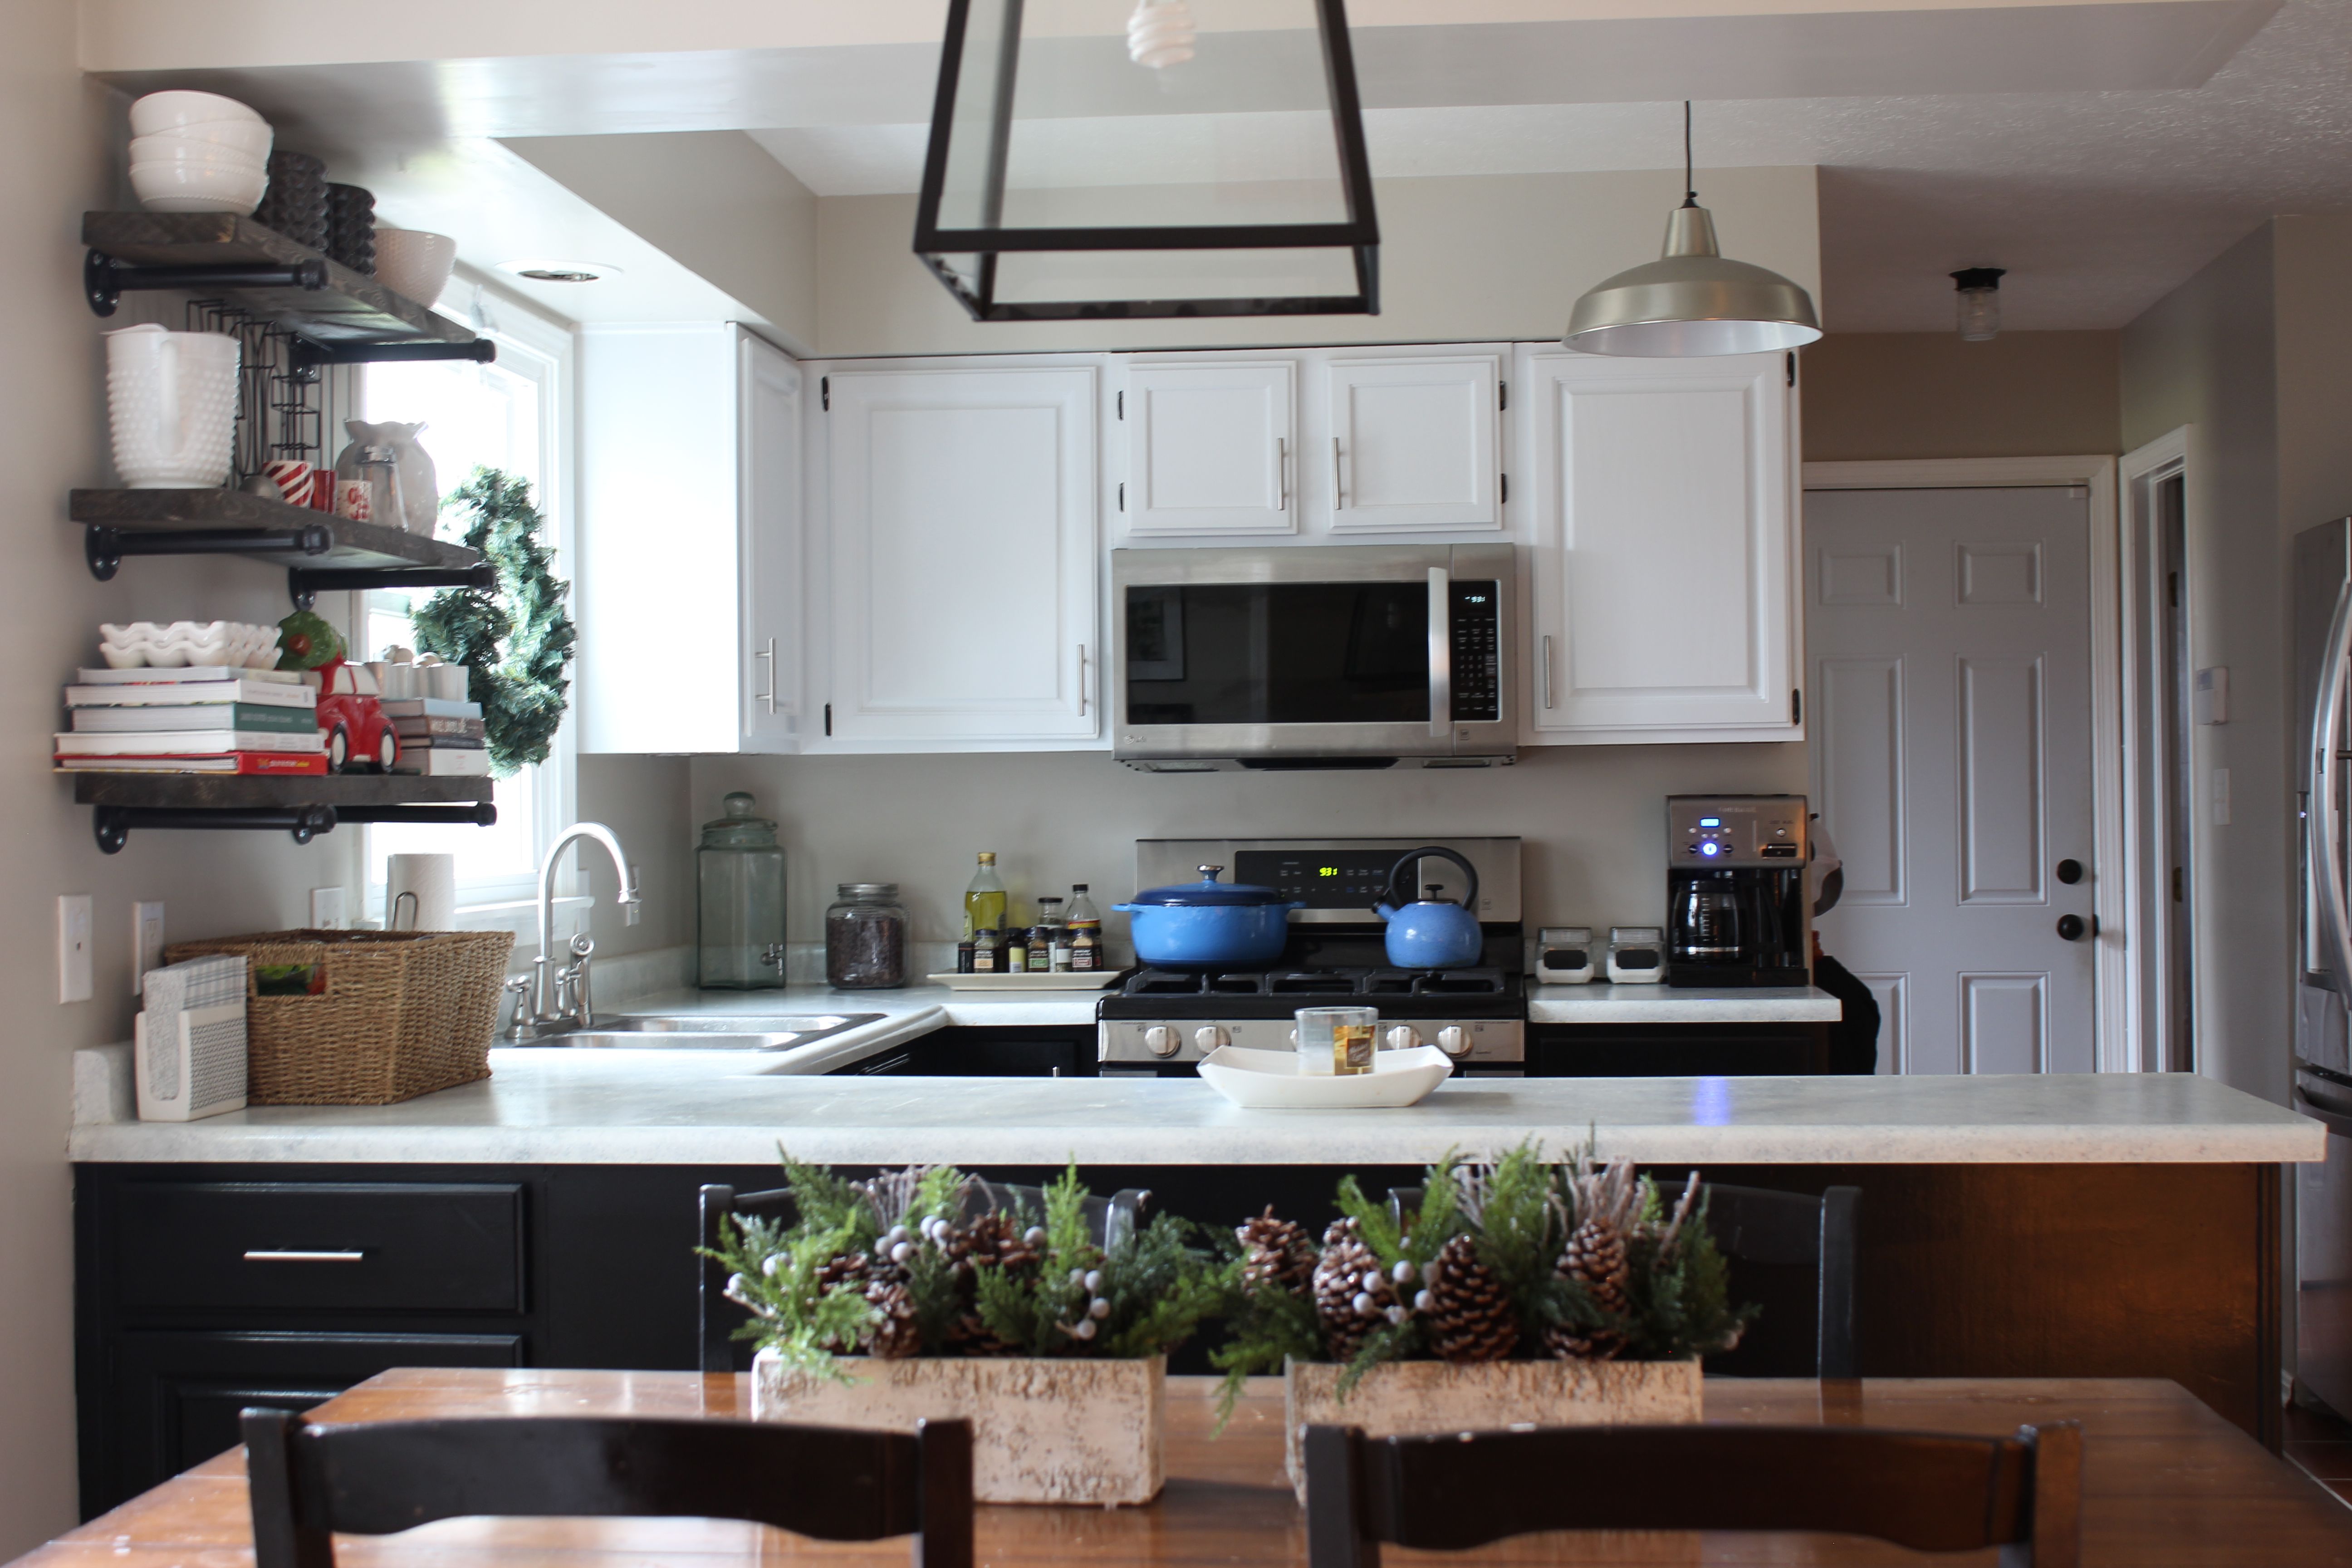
[825,882,909,989]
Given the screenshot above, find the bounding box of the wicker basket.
[161,929,515,1105]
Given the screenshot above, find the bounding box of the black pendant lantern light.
[912,0,1380,321]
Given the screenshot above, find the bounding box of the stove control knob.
[1383,1024,1422,1052]
[1436,1026,1473,1058]
[1193,1025,1230,1053]
[1143,1025,1181,1058]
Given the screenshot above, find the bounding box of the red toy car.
[313,657,400,773]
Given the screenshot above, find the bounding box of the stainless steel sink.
[523,1014,887,1051]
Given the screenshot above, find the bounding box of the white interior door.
[1122,360,1295,535]
[1326,354,1499,532]
[1808,485,2097,1074]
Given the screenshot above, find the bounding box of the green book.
[69,702,318,735]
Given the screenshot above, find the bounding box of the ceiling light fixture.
[496,260,623,284]
[912,0,1380,321]
[1563,103,1822,357]
[1952,267,2005,341]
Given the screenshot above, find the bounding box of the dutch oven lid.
[1126,863,1289,907]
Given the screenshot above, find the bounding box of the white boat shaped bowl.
[1197,1044,1453,1110]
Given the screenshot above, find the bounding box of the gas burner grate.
[1117,965,1513,999]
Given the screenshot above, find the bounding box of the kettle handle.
[1381,846,1480,916]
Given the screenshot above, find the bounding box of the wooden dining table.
[15,1368,2352,1567]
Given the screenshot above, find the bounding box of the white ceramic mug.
[385,854,457,932]
[104,325,240,488]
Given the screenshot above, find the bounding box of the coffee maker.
[1665,794,1810,987]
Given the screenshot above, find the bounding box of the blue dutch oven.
[1113,864,1302,970]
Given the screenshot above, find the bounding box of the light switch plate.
[2213,767,2232,826]
[131,901,165,994]
[2195,666,2230,725]
[309,887,347,930]
[58,894,92,1004]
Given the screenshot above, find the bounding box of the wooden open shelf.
[71,771,497,853]
[83,212,474,347]
[70,487,485,572]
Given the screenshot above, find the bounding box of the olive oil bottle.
[963,852,1008,940]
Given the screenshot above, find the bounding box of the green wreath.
[411,467,576,776]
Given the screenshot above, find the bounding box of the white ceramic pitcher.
[104,324,240,488]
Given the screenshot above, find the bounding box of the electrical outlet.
[309,887,348,930]
[58,894,92,1004]
[131,901,165,993]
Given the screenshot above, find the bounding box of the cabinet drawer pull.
[243,1249,365,1264]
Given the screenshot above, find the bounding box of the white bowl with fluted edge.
[129,90,264,136]
[1196,1044,1453,1110]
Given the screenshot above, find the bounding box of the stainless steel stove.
[1098,838,1524,1073]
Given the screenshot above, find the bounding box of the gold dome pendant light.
[1564,103,1820,356]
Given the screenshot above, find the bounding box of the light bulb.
[1951,267,2005,342]
[1128,0,1196,68]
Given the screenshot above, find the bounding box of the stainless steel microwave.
[1111,544,1517,770]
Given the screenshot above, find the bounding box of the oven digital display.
[1234,850,1412,908]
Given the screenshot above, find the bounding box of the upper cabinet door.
[1122,360,1296,535]
[739,334,802,750]
[1521,350,1798,742]
[1326,354,1500,533]
[825,366,1100,745]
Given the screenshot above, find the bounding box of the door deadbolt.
[2056,859,2084,885]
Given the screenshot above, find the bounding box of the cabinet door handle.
[1077,642,1089,717]
[1332,437,1344,510]
[243,1250,364,1264]
[753,638,776,715]
[1275,436,1288,511]
[1539,634,1556,710]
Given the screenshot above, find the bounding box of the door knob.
[2056,914,2087,941]
[2056,859,2084,885]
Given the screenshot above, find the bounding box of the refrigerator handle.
[2311,578,2352,994]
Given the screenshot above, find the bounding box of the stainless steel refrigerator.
[2296,518,2352,1413]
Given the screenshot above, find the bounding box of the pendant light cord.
[1682,100,1697,208]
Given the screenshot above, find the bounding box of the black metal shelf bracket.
[334,802,500,828]
[93,803,338,854]
[288,562,497,611]
[85,522,334,581]
[289,338,497,370]
[85,249,326,318]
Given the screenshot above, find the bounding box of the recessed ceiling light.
[496,259,623,284]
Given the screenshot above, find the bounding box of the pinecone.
[1312,1219,1396,1362]
[946,1211,1041,1274]
[946,1309,1022,1357]
[864,1278,921,1358]
[1422,1235,1519,1363]
[1236,1206,1315,1298]
[816,1251,872,1295]
[1544,1215,1630,1360]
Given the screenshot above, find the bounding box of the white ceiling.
[749,0,2352,332]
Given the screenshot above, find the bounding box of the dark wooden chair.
[699,1180,1150,1372]
[240,1407,973,1568]
[1387,1180,1861,1377]
[1303,1420,2082,1568]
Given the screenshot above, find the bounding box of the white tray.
[1197,1044,1453,1110]
[923,971,1120,991]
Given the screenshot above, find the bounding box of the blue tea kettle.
[1373,846,1485,969]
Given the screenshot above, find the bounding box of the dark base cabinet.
[76,1153,2280,1516]
[1531,1022,1831,1076]
[834,1025,1098,1077]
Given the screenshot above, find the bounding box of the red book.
[54,751,331,776]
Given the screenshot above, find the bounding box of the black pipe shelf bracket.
[289,337,498,370]
[89,798,496,853]
[85,248,327,317]
[85,521,334,581]
[288,562,498,612]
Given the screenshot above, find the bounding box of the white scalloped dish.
[1196,1044,1453,1110]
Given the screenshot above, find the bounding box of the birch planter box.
[752,1349,1166,1505]
[1283,1358,1702,1496]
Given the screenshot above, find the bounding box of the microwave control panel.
[1450,580,1502,723]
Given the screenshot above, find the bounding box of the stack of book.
[55,666,325,774]
[388,696,490,777]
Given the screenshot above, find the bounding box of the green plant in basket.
[701,1153,1230,1381]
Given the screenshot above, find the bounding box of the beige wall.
[1800,330,2120,462]
[2271,215,2352,533]
[576,753,695,953]
[813,167,1820,358]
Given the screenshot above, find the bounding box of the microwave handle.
[1428,567,1451,738]
[2313,578,2352,991]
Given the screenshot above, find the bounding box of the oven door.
[1112,544,1515,765]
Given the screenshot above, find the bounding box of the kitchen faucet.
[505,822,641,1040]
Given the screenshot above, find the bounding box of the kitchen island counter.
[70,1045,2318,1166]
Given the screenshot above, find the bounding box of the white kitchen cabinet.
[1326,353,1501,532]
[819,364,1100,746]
[1519,348,1800,744]
[576,323,801,754]
[1121,359,1296,535]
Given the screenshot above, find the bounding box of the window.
[354,290,578,942]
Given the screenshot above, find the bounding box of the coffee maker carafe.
[1665,794,1810,987]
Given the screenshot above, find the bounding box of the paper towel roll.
[385,853,457,931]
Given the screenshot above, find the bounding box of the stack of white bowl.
[128,92,272,214]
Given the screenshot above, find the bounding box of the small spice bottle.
[1028,897,1063,974]
[956,936,977,974]
[971,930,1000,973]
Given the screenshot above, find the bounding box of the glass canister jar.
[826,883,909,990]
[697,792,787,989]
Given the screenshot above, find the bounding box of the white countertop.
[1528,984,1841,1023]
[69,1045,2321,1166]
